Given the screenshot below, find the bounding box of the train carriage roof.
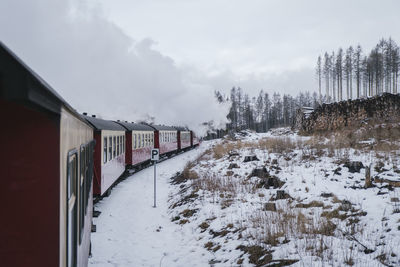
[0,41,76,116]
[115,121,154,131]
[83,115,126,131]
[148,124,177,131]
[173,126,190,131]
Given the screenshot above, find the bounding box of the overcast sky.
[1,0,400,133]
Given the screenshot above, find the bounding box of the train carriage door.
[67,149,78,267]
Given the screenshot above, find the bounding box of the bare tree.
[323,52,331,102]
[336,48,343,101]
[316,55,322,103]
[353,45,363,98]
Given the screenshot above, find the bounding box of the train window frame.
[103,137,107,163]
[66,149,78,267]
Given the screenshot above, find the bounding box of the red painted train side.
[1,99,61,267]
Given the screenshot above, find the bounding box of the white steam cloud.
[0,0,230,135]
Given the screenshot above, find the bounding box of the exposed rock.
[276,190,291,200]
[243,155,259,162]
[334,167,342,175]
[248,167,284,189]
[257,177,285,189]
[271,159,278,165]
[228,150,240,158]
[391,197,400,202]
[264,202,277,211]
[344,161,364,173]
[227,163,240,169]
[249,167,270,179]
[320,192,333,198]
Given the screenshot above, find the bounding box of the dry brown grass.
[246,201,346,249]
[191,172,238,197]
[257,137,297,154]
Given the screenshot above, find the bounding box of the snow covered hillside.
[90,127,400,267]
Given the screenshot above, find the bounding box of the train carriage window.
[135,134,137,149]
[103,137,107,163]
[138,134,141,148]
[142,133,144,147]
[122,136,125,153]
[117,136,120,155]
[79,146,86,244]
[86,140,94,213]
[133,134,136,149]
[108,137,112,160]
[113,136,116,158]
[67,150,78,267]
[120,136,122,154]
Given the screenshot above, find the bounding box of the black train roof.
[149,124,177,131]
[82,115,126,131]
[0,41,74,115]
[115,121,154,131]
[174,126,190,131]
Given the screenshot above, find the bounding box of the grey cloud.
[0,0,230,135]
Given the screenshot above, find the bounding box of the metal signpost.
[151,149,159,208]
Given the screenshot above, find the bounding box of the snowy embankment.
[90,127,400,267]
[89,146,214,267]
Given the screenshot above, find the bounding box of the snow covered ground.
[89,146,214,267]
[90,128,400,267]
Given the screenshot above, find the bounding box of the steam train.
[0,42,199,267]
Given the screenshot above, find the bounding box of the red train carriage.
[115,121,155,168]
[83,115,126,196]
[0,42,94,267]
[149,125,178,156]
[175,126,191,151]
[191,130,200,147]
